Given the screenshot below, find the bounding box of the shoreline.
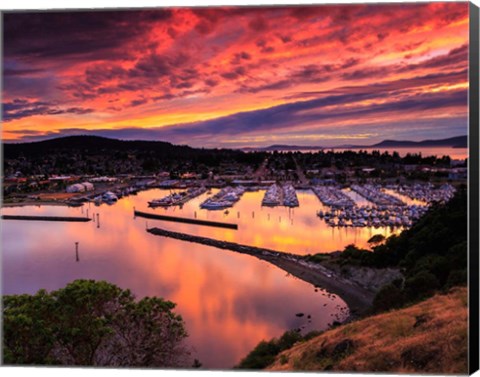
[146,226,379,317]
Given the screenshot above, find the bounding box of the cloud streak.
[3,99,93,122]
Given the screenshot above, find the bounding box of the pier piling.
[75,242,79,262]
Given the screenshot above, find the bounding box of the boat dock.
[261,183,299,207]
[350,184,405,207]
[312,185,356,208]
[200,186,246,210]
[148,186,207,207]
[134,210,238,230]
[262,184,283,206]
[283,184,299,207]
[1,215,91,222]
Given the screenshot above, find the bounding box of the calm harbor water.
[2,189,399,368]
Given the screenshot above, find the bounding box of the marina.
[200,186,246,210]
[262,184,282,206]
[317,204,427,228]
[283,184,299,207]
[388,183,456,204]
[7,182,452,232]
[312,185,356,208]
[350,184,406,207]
[261,183,299,207]
[148,186,207,207]
[313,183,454,228]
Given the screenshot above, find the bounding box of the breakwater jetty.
[147,226,375,315]
[134,210,238,230]
[1,215,91,222]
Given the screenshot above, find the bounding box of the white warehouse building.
[66,182,95,193]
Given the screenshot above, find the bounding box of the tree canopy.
[3,279,190,367]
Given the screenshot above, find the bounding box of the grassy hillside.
[267,287,467,374]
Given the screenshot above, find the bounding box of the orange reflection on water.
[3,189,387,367]
[135,189,399,254]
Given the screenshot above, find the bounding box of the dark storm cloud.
[231,51,252,65]
[56,51,199,102]
[3,10,172,61]
[398,44,468,73]
[3,68,44,76]
[342,44,468,82]
[342,66,391,81]
[2,99,93,121]
[286,69,468,101]
[240,59,362,94]
[129,98,149,107]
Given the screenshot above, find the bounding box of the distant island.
[241,135,467,152]
[360,135,467,149]
[241,144,325,152]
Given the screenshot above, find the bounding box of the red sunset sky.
[2,2,470,148]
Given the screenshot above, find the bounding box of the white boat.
[201,201,232,210]
[102,191,118,202]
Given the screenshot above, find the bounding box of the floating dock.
[148,186,207,207]
[2,215,91,222]
[134,210,238,230]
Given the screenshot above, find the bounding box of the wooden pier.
[2,215,92,222]
[134,210,238,230]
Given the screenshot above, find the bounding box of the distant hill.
[4,134,467,157]
[240,135,467,152]
[342,135,468,149]
[2,135,266,176]
[371,135,467,148]
[241,145,324,152]
[2,135,194,158]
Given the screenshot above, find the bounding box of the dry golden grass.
[268,287,468,374]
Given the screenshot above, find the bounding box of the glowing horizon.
[2,3,470,148]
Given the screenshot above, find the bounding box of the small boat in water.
[102,191,118,203]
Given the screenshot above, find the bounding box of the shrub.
[404,271,440,302]
[3,280,190,367]
[372,284,405,313]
